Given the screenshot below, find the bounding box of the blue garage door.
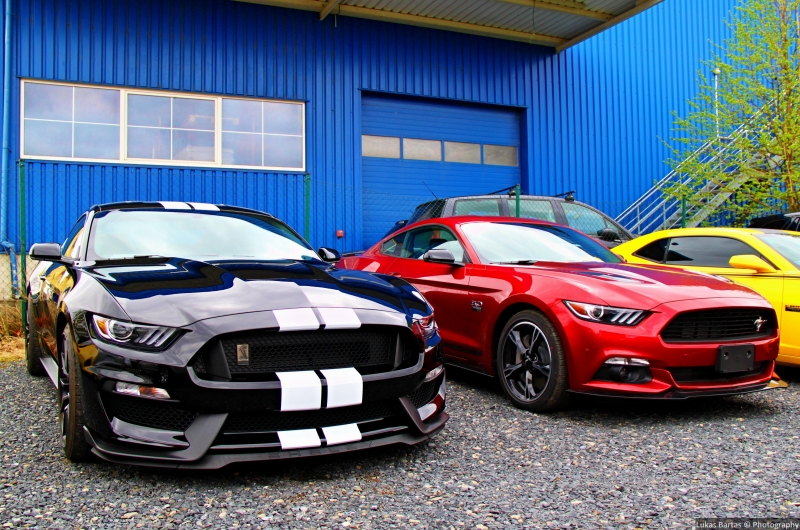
[361,94,521,248]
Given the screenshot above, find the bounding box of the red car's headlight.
[412,313,438,342]
[564,301,648,326]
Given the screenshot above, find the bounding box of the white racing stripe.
[273,308,320,332]
[318,307,361,330]
[322,424,362,446]
[158,201,191,210]
[321,367,363,408]
[188,202,220,211]
[277,371,322,411]
[277,429,321,450]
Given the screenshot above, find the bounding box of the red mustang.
[343,217,782,411]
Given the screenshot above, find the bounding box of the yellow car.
[614,227,800,367]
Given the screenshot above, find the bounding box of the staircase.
[615,120,757,235]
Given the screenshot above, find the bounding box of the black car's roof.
[90,201,273,218]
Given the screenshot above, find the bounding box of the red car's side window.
[379,232,406,257]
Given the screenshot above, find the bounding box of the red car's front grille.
[660,309,774,343]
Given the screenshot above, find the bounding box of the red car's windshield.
[461,221,622,264]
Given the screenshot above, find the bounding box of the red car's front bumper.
[553,297,781,399]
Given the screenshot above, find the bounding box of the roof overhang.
[235,0,663,51]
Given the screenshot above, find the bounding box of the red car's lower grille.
[660,309,774,343]
[668,362,767,383]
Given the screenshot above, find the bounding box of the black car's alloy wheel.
[25,300,45,377]
[59,326,91,462]
[496,310,569,412]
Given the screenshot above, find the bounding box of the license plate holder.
[716,344,755,373]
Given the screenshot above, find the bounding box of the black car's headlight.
[412,313,438,342]
[564,301,648,326]
[92,315,181,350]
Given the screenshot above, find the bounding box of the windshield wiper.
[492,260,538,265]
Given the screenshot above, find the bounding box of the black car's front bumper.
[84,392,447,469]
[81,356,447,469]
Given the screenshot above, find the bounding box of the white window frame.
[20,79,306,172]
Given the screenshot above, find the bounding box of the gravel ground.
[1,361,799,529]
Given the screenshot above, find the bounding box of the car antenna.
[422,181,439,199]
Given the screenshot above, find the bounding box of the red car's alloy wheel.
[496,310,569,412]
[501,321,552,401]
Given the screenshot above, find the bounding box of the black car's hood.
[82,259,425,327]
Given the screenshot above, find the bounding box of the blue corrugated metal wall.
[361,94,521,247]
[531,0,739,212]
[4,0,738,251]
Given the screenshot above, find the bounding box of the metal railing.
[615,109,763,234]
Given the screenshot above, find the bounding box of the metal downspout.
[1,0,19,298]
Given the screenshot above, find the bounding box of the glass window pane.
[74,124,120,159]
[562,203,608,235]
[24,83,73,121]
[75,87,120,124]
[453,199,501,216]
[24,119,72,157]
[362,135,400,158]
[127,126,170,159]
[173,98,215,131]
[128,95,171,127]
[173,130,215,161]
[444,141,481,164]
[222,99,262,133]
[402,228,462,261]
[380,232,406,257]
[403,138,441,161]
[222,132,262,166]
[264,135,303,168]
[484,145,518,166]
[263,102,302,135]
[665,237,757,267]
[634,239,669,262]
[507,199,556,222]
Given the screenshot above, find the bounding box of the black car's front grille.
[221,399,399,433]
[192,327,413,377]
[668,362,767,383]
[104,393,198,432]
[409,380,438,409]
[660,309,774,343]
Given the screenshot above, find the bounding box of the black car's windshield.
[461,221,621,264]
[86,210,318,262]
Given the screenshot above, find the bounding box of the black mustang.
[25,202,447,468]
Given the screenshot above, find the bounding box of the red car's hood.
[520,261,765,310]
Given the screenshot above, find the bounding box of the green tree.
[664,0,800,225]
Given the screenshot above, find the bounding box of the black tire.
[495,309,570,412]
[25,300,46,377]
[59,325,92,462]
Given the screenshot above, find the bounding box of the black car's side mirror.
[318,247,341,263]
[597,228,621,242]
[29,243,68,263]
[422,249,463,267]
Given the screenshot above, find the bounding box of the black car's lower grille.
[660,309,774,343]
[221,400,399,433]
[409,381,438,409]
[191,327,414,378]
[669,362,767,383]
[104,394,198,432]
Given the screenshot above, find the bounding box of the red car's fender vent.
[660,309,775,343]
